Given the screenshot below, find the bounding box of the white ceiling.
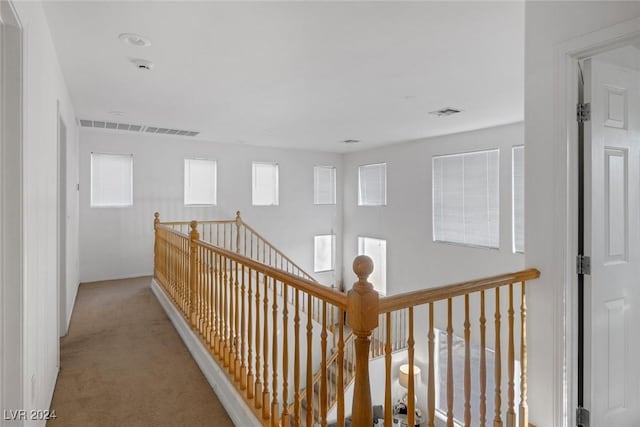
[43,1,525,152]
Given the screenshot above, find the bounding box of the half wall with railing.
[152,212,540,427]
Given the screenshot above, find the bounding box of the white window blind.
[432,149,499,248]
[512,146,525,253]
[252,162,279,206]
[314,166,336,205]
[358,163,387,206]
[90,153,133,207]
[357,236,387,295]
[184,159,217,205]
[314,234,335,272]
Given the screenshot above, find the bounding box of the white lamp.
[398,364,421,405]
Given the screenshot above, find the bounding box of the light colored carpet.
[48,276,234,427]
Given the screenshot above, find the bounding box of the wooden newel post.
[235,211,242,254]
[153,212,160,277]
[347,255,379,427]
[189,220,199,326]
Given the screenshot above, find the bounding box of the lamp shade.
[398,364,421,389]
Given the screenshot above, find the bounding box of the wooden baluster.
[494,288,503,427]
[262,275,270,420]
[508,284,516,427]
[199,246,204,335]
[321,302,328,427]
[294,289,301,427]
[235,211,241,254]
[206,249,211,342]
[271,278,279,426]
[189,221,199,327]
[153,213,160,277]
[224,256,231,368]
[306,293,314,427]
[240,262,247,389]
[281,283,290,426]
[519,282,528,427]
[408,306,416,427]
[428,303,435,427]
[247,267,254,399]
[347,256,379,427]
[214,253,221,356]
[338,308,346,427]
[447,298,454,427]
[480,291,487,427]
[384,312,392,427]
[234,260,241,381]
[228,259,236,373]
[254,272,262,409]
[465,295,471,427]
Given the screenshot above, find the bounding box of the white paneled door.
[584,54,640,426]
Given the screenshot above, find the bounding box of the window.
[184,158,217,205]
[314,234,335,272]
[512,146,525,253]
[252,162,279,206]
[314,166,336,205]
[432,150,499,248]
[357,236,387,295]
[435,329,520,426]
[358,163,387,206]
[90,152,133,207]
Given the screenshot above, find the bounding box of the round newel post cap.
[190,220,198,230]
[154,212,159,219]
[353,255,374,281]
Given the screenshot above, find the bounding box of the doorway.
[57,111,67,343]
[579,41,640,426]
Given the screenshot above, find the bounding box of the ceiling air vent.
[79,119,200,137]
[429,107,462,117]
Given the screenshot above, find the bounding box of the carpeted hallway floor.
[48,276,234,427]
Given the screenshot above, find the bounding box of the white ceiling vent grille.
[429,107,462,117]
[79,119,200,137]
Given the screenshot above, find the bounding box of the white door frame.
[57,106,67,344]
[0,0,23,423]
[553,16,640,427]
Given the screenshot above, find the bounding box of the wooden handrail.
[159,219,236,225]
[194,239,348,310]
[378,268,540,313]
[240,221,317,283]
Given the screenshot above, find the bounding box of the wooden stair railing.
[153,213,540,427]
[157,212,336,330]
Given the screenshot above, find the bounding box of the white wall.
[6,1,79,425]
[79,130,343,285]
[524,3,640,427]
[342,122,524,295]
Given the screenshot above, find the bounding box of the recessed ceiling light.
[119,33,151,47]
[429,107,462,117]
[129,58,154,71]
[342,139,360,144]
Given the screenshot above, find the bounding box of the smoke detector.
[429,107,462,117]
[129,58,154,71]
[119,33,151,47]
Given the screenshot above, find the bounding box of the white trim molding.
[552,15,640,427]
[151,278,262,427]
[0,1,24,424]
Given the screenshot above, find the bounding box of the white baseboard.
[150,279,261,427]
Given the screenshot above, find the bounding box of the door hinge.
[577,254,591,275]
[576,406,590,427]
[577,102,591,122]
